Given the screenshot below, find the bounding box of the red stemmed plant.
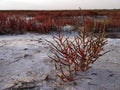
[47,27,109,82]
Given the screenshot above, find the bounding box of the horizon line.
[0,8,120,11]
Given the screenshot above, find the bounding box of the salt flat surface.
[0,33,120,90]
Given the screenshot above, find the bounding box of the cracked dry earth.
[0,33,120,90]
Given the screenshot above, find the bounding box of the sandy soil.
[0,33,120,90]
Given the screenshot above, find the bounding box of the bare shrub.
[47,28,109,82]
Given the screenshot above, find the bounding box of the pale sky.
[0,0,120,10]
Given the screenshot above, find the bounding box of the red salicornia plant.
[47,28,109,82]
